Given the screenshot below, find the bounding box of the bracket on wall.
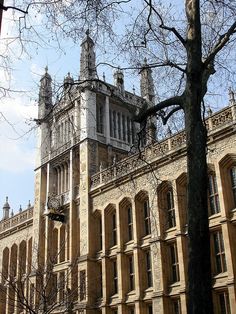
[46,194,65,223]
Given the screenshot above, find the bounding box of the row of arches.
[2,239,32,283]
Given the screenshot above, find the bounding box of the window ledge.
[144,287,153,293]
[213,272,228,280]
[166,227,177,232]
[209,213,221,220]
[126,290,136,296]
[110,293,119,304]
[169,281,180,288]
[141,234,151,244]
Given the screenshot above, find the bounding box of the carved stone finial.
[28,200,31,208]
[103,72,106,82]
[19,205,22,213]
[2,197,10,220]
[207,107,213,116]
[45,65,48,73]
[86,29,90,36]
[228,87,235,105]
[133,85,136,94]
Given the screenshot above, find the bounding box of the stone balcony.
[90,104,236,190]
[0,207,33,234]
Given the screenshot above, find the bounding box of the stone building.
[0,32,236,314]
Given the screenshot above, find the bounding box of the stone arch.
[134,190,150,239]
[176,173,187,228]
[91,209,102,254]
[2,247,9,283]
[157,181,175,233]
[19,240,27,276]
[10,244,17,278]
[119,197,133,244]
[104,203,117,249]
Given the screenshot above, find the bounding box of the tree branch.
[134,95,183,123]
[144,0,186,47]
[158,106,183,125]
[0,4,28,14]
[204,20,236,67]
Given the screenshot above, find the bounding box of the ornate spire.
[28,200,31,209]
[80,30,96,80]
[38,66,53,119]
[228,87,235,105]
[2,196,10,220]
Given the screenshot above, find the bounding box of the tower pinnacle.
[38,66,52,120]
[80,31,97,81]
[140,58,155,103]
[2,196,10,220]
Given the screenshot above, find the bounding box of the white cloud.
[0,93,38,173]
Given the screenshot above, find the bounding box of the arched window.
[208,173,220,215]
[2,247,9,283]
[112,212,117,246]
[166,189,176,228]
[19,241,26,276]
[104,205,117,249]
[144,199,151,236]
[127,206,133,241]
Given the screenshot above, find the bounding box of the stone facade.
[0,32,236,314]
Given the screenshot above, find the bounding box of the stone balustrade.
[91,104,236,189]
[0,207,33,233]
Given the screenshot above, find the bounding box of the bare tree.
[1,1,236,313]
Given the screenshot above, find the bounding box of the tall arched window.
[166,189,176,228]
[208,173,220,215]
[144,199,151,236]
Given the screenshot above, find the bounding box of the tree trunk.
[185,101,213,314]
[184,1,214,312]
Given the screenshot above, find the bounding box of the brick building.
[0,31,235,314]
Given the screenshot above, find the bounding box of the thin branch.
[134,95,183,123]
[144,0,186,47]
[204,20,236,67]
[0,4,28,15]
[158,106,183,125]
